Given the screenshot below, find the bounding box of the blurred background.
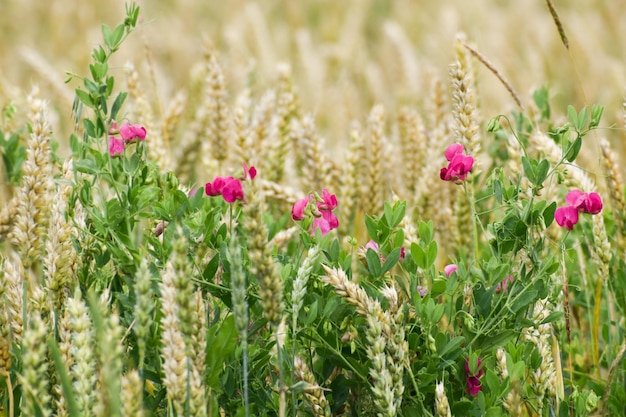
[1,0,625,156]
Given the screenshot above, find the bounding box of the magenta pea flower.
[465,357,483,397]
[291,189,339,236]
[365,240,379,252]
[242,161,257,181]
[565,190,603,215]
[292,196,311,221]
[119,122,147,143]
[444,264,458,277]
[555,205,579,230]
[440,143,474,183]
[221,177,244,203]
[444,143,465,161]
[109,136,124,157]
[495,275,514,294]
[312,217,332,235]
[205,162,255,204]
[317,189,338,211]
[205,176,228,197]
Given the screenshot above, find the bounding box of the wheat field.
[2,1,626,416]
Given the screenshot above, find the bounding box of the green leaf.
[75,88,93,108]
[202,253,220,281]
[426,240,438,268]
[565,135,582,162]
[485,406,503,417]
[439,336,465,358]
[418,220,433,243]
[535,159,550,185]
[48,338,80,417]
[110,24,126,49]
[567,105,578,129]
[590,105,604,129]
[540,311,563,325]
[74,159,98,175]
[521,156,536,185]
[380,247,401,275]
[494,178,503,204]
[577,106,588,131]
[102,24,113,48]
[206,315,238,390]
[532,87,550,120]
[431,279,447,296]
[543,201,556,227]
[510,290,538,313]
[111,92,127,120]
[365,248,382,277]
[410,242,426,270]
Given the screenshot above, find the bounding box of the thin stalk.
[242,339,250,417]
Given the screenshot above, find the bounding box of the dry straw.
[461,42,524,110]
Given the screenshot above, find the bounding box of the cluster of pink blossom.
[440,143,474,183]
[364,240,405,263]
[444,264,458,277]
[465,357,483,397]
[108,121,147,157]
[205,163,256,203]
[495,275,514,294]
[292,189,339,236]
[554,189,603,230]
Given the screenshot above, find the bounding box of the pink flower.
[292,196,311,221]
[566,190,602,214]
[444,264,458,277]
[400,247,406,261]
[555,205,579,230]
[205,176,228,197]
[465,357,483,397]
[321,209,339,229]
[416,285,428,298]
[292,189,340,236]
[119,122,146,143]
[317,189,338,211]
[440,154,474,182]
[444,143,465,161]
[466,376,482,397]
[365,240,379,252]
[312,217,332,235]
[242,162,257,181]
[109,136,124,157]
[221,177,244,203]
[495,275,514,294]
